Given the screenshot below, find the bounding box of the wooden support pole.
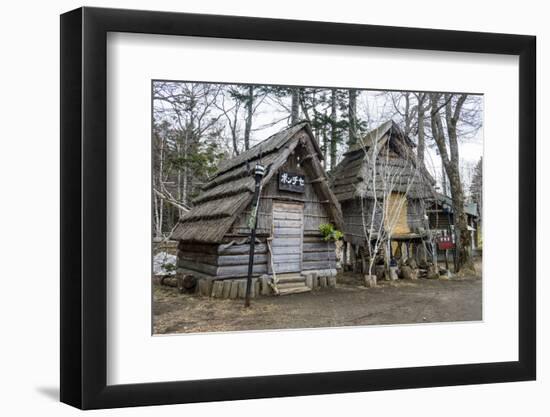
[343,242,348,270]
[360,247,367,274]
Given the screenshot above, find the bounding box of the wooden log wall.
[340,198,383,245]
[407,198,427,231]
[342,197,430,243]
[228,148,333,238]
[429,210,453,231]
[177,240,268,279]
[302,235,336,272]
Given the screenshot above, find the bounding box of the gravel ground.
[153,271,482,334]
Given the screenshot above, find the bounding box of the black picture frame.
[60,6,536,410]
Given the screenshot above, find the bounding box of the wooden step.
[277,281,307,290]
[277,286,311,296]
[277,276,306,284]
[276,273,305,284]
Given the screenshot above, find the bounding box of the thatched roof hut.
[172,122,344,291]
[330,120,437,255]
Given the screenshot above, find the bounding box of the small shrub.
[319,223,344,242]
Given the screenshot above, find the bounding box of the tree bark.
[348,89,358,146]
[244,85,253,150]
[416,93,426,168]
[290,88,300,124]
[330,88,338,170]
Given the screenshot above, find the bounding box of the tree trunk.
[231,108,240,155]
[244,85,253,150]
[291,88,299,124]
[441,164,447,196]
[330,88,338,170]
[417,94,426,168]
[430,93,474,272]
[322,113,328,168]
[348,89,358,146]
[447,170,473,271]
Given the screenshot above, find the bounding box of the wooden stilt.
[351,244,358,273]
[343,242,348,270]
[360,247,367,274]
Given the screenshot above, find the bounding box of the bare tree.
[358,135,423,278]
[153,82,223,219]
[429,93,475,272]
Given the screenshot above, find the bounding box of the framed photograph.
[60,6,536,410]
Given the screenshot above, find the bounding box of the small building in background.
[427,193,481,252]
[171,122,344,296]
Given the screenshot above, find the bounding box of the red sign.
[437,236,455,250]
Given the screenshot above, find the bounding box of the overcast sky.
[154,82,483,195]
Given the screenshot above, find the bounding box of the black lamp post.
[244,164,266,307]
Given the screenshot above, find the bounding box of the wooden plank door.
[270,202,303,274]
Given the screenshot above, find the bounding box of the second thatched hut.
[330,120,437,273]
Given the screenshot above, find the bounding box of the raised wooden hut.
[330,120,436,268]
[171,122,344,295]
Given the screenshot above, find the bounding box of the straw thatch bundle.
[330,120,435,202]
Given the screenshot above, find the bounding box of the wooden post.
[343,242,348,271]
[359,247,367,274]
[245,164,265,307]
[351,244,357,273]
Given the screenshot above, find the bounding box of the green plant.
[163,263,176,272]
[319,223,344,242]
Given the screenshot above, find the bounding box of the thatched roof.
[331,120,436,202]
[172,122,343,243]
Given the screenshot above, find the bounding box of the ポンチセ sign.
[279,171,305,193]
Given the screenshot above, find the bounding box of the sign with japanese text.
[278,171,305,193]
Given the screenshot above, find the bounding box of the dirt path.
[153,273,482,334]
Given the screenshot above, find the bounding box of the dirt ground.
[153,267,482,334]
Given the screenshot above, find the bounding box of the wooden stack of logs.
[304,271,337,290]
[195,277,265,299]
[192,271,338,299]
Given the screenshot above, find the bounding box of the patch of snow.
[153,252,177,275]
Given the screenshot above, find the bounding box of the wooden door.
[270,202,303,274]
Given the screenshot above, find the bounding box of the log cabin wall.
[228,150,336,274]
[406,198,427,231]
[429,210,453,231]
[177,240,269,279]
[176,241,219,278]
[340,198,383,246]
[341,196,429,244]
